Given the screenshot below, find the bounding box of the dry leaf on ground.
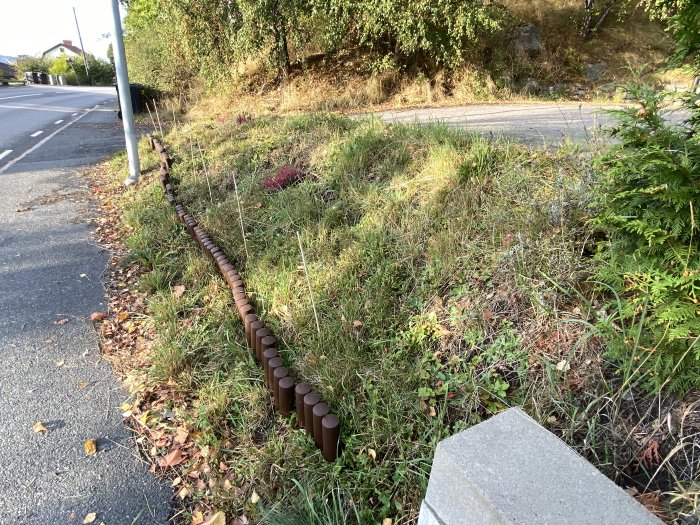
[33,421,48,433]
[159,448,184,468]
[202,512,226,525]
[84,439,97,456]
[173,285,186,298]
[90,312,106,321]
[82,512,97,524]
[54,318,69,325]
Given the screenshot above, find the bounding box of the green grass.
[114,113,623,523]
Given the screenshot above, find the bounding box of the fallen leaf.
[117,311,129,322]
[637,439,661,469]
[382,519,393,525]
[231,516,249,525]
[250,491,260,504]
[367,449,377,461]
[172,476,182,487]
[173,285,186,298]
[428,406,437,417]
[435,324,451,336]
[555,359,571,372]
[90,312,106,321]
[482,309,493,321]
[174,428,188,445]
[42,339,54,345]
[352,320,363,328]
[159,448,184,468]
[202,512,226,525]
[82,513,96,524]
[55,360,65,367]
[54,318,70,325]
[178,486,190,499]
[191,510,204,525]
[223,479,233,490]
[33,421,48,433]
[84,439,97,456]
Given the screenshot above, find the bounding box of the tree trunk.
[580,0,616,40]
[579,0,594,40]
[272,0,291,81]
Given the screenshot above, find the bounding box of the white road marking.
[0,104,77,113]
[0,108,96,175]
[30,131,44,138]
[0,150,12,161]
[54,120,64,124]
[0,93,43,101]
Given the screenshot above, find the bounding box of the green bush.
[590,84,700,392]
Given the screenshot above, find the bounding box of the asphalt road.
[369,101,689,145]
[0,85,171,524]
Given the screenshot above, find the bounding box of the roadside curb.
[147,132,341,462]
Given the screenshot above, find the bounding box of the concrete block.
[421,407,662,525]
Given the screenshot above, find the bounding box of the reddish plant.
[236,113,253,125]
[262,165,303,192]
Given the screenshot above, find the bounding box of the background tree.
[14,55,49,76]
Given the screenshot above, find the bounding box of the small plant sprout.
[297,230,321,337]
[232,169,249,260]
[195,138,213,204]
[153,99,164,138]
[146,102,157,135]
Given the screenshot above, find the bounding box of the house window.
[60,48,64,53]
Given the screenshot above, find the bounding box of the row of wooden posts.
[147,133,341,462]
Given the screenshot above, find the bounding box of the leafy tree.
[14,55,49,75]
[314,0,508,71]
[107,43,115,68]
[642,0,699,70]
[122,0,196,96]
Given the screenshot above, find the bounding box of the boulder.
[584,61,607,82]
[513,24,543,59]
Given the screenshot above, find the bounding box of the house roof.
[42,42,84,58]
[0,62,14,78]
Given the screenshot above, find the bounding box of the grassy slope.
[114,111,613,523]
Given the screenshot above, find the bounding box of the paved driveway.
[366,101,689,145]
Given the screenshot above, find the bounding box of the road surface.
[368,101,689,146]
[0,85,171,524]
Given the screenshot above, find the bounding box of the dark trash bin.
[114,83,143,120]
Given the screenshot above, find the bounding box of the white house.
[42,40,84,60]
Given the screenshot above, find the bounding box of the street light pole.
[109,0,140,185]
